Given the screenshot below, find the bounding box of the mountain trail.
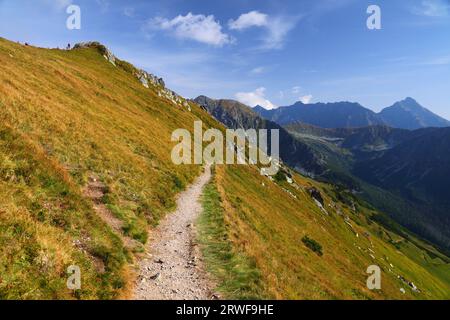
[133,166,216,300]
[84,175,141,251]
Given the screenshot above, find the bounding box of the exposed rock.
[73,42,191,113]
[313,198,328,215]
[307,187,324,206]
[211,293,221,300]
[135,69,165,88]
[149,273,161,280]
[73,42,116,66]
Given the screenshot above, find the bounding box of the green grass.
[0,126,128,299]
[0,37,215,299]
[1,36,449,300]
[302,236,323,257]
[197,175,266,299]
[211,164,450,299]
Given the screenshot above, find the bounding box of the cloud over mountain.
[147,12,233,46]
[228,11,269,30]
[235,87,277,110]
[229,11,298,50]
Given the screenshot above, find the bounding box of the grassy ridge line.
[197,168,266,299]
[0,37,216,298]
[1,37,449,300]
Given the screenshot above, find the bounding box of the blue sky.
[1,0,449,117]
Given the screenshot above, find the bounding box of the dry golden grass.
[212,164,450,299]
[0,37,448,300]
[0,37,216,299]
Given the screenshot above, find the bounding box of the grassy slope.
[1,37,448,300]
[205,164,450,299]
[287,128,450,255]
[197,173,266,299]
[0,38,216,299]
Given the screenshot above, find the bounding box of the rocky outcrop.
[73,42,116,65]
[135,69,165,89]
[307,187,324,206]
[73,41,191,112]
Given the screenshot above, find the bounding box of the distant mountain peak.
[253,100,385,128]
[393,97,423,109]
[380,98,449,130]
[253,104,266,110]
[403,97,417,103]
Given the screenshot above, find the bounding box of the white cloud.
[299,95,313,104]
[263,17,298,50]
[414,0,450,17]
[277,86,312,104]
[292,86,301,94]
[228,11,299,50]
[147,13,233,47]
[228,11,269,30]
[235,87,277,110]
[250,66,266,74]
[123,7,135,17]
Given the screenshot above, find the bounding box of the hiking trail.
[133,166,216,300]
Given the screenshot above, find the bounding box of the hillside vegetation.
[0,37,448,300]
[0,38,213,298]
[204,164,450,299]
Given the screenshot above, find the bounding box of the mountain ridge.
[254,97,449,130]
[193,95,326,177]
[285,122,450,253]
[379,97,450,130]
[1,37,449,300]
[195,94,450,254]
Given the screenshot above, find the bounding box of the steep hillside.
[193,96,326,177]
[200,164,450,299]
[0,38,215,299]
[0,37,449,300]
[191,98,450,299]
[355,127,450,249]
[286,123,450,253]
[197,95,450,256]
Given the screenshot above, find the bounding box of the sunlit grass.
[197,173,266,299]
[0,37,211,299]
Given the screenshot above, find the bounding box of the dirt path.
[133,166,215,300]
[84,175,141,251]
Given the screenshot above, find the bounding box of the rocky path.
[133,166,215,300]
[84,175,140,251]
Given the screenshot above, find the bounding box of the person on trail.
[67,43,71,50]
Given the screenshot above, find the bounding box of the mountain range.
[193,96,326,176]
[285,123,450,252]
[197,95,450,254]
[254,97,450,130]
[1,37,449,300]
